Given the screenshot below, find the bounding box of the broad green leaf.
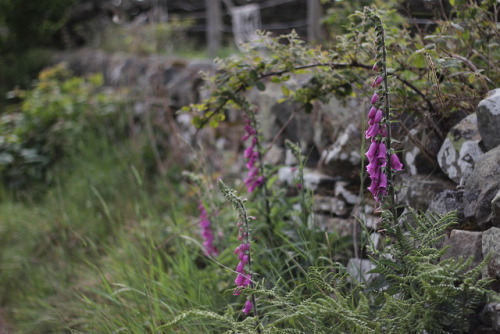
[255,81,266,91]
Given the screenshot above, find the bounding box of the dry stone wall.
[57,51,500,329]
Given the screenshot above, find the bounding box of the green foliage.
[0,63,126,190]
[168,211,490,333]
[186,2,498,135]
[0,0,75,49]
[98,17,196,56]
[0,3,497,334]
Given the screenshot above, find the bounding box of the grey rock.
[477,88,500,151]
[427,189,465,222]
[277,167,337,195]
[256,80,317,163]
[441,230,483,268]
[263,145,284,165]
[312,96,363,152]
[482,227,500,279]
[346,258,377,283]
[334,181,360,205]
[351,204,379,230]
[464,145,500,228]
[318,124,362,179]
[404,144,420,176]
[303,170,337,195]
[403,127,442,175]
[492,189,500,227]
[313,214,356,237]
[396,174,455,211]
[314,196,349,216]
[277,166,298,186]
[437,113,484,184]
[480,303,500,332]
[368,232,383,251]
[284,147,298,166]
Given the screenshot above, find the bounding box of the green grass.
[0,130,245,333]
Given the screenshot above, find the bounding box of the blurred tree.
[0,0,76,50]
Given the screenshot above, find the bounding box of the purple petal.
[368,106,377,119]
[374,109,383,123]
[377,142,387,160]
[390,153,403,171]
[365,123,379,139]
[365,141,379,161]
[242,300,253,315]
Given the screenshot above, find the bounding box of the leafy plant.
[0,63,126,190]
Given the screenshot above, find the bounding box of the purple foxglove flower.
[366,141,379,161]
[236,261,245,273]
[368,106,377,119]
[372,75,383,88]
[376,142,387,161]
[242,299,253,315]
[390,153,403,171]
[244,146,253,159]
[242,273,252,286]
[368,179,379,197]
[366,160,380,179]
[374,109,383,123]
[365,123,379,139]
[371,92,379,105]
[377,173,388,198]
[378,124,387,137]
[235,273,247,286]
[198,202,218,257]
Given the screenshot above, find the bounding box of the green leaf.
[281,86,291,97]
[255,81,266,91]
[408,52,427,69]
[467,73,477,84]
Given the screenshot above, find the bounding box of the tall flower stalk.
[239,105,275,244]
[242,114,264,193]
[218,179,260,321]
[198,201,219,257]
[364,8,403,223]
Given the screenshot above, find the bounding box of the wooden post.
[206,0,222,57]
[307,0,322,43]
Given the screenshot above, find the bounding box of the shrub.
[0,63,126,190]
